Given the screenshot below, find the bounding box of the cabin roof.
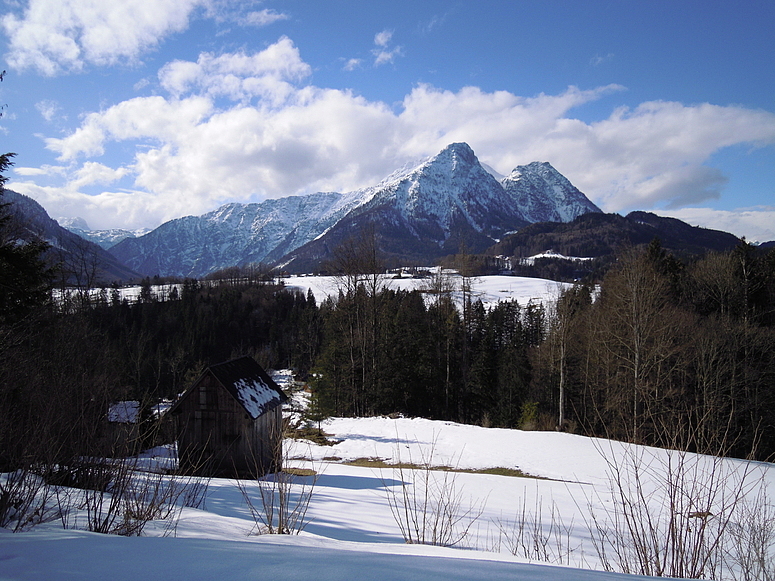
[208,356,287,419]
[169,356,287,420]
[108,400,140,423]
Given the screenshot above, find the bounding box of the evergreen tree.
[0,153,52,324]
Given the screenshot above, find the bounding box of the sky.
[1,0,774,241]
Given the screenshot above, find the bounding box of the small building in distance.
[169,356,288,477]
[104,400,141,456]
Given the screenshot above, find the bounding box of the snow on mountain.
[519,250,596,266]
[109,191,363,278]
[501,161,601,223]
[109,144,601,278]
[364,142,519,237]
[58,217,151,250]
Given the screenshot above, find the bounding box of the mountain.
[2,190,140,283]
[109,191,367,278]
[489,210,742,260]
[280,143,544,272]
[58,217,150,250]
[501,161,602,223]
[109,143,601,277]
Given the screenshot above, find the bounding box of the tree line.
[2,187,775,464]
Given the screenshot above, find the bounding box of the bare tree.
[585,440,764,579]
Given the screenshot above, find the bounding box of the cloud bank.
[2,0,207,74]
[5,34,775,237]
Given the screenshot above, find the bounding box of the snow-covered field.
[101,273,568,309]
[284,273,570,309]
[2,416,774,580]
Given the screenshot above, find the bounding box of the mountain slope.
[3,190,140,283]
[109,191,364,278]
[501,161,601,223]
[58,217,150,250]
[280,143,535,271]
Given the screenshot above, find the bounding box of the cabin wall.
[175,372,283,477]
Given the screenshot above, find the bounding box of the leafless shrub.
[0,467,54,531]
[382,436,486,547]
[53,454,196,537]
[237,436,319,535]
[584,441,763,579]
[728,486,775,581]
[494,486,576,565]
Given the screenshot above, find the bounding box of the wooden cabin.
[104,400,141,456]
[169,356,288,478]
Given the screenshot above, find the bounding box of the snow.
[232,378,284,419]
[519,250,596,266]
[0,528,650,581]
[107,401,139,423]
[3,416,773,580]
[283,273,570,309]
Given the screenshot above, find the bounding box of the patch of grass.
[283,467,317,477]
[457,467,541,479]
[342,458,541,479]
[343,457,398,469]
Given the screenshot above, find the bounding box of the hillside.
[490,210,741,260]
[2,190,140,283]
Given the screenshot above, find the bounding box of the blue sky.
[1,0,774,241]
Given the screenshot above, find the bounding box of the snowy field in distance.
[283,273,570,309]
[97,273,569,309]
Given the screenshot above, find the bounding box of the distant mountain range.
[6,141,766,284]
[56,216,149,250]
[106,143,602,277]
[490,211,743,260]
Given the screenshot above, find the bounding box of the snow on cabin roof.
[108,401,140,423]
[207,356,287,419]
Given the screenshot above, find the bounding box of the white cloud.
[374,30,392,47]
[419,14,446,35]
[2,0,207,75]
[373,46,403,66]
[13,164,68,177]
[590,53,614,66]
[70,161,128,188]
[372,29,402,66]
[8,179,184,230]
[35,99,59,121]
[45,95,214,161]
[342,58,362,72]
[18,42,775,231]
[158,37,311,104]
[243,8,288,27]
